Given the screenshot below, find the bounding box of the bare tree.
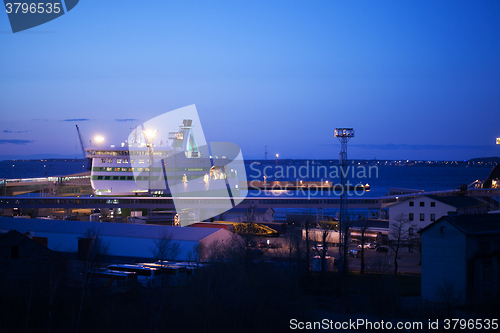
[76,227,110,333]
[151,230,181,264]
[311,213,337,274]
[434,278,464,317]
[358,220,368,274]
[150,230,181,333]
[388,213,416,275]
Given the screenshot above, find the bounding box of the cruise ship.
[85,119,245,197]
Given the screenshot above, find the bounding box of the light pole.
[334,127,354,274]
[275,154,279,181]
[95,136,104,147]
[143,129,158,198]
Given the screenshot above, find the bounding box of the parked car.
[358,243,376,249]
[376,246,389,253]
[349,249,359,257]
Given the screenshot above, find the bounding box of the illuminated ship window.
[101,158,106,163]
[117,159,122,164]
[139,159,145,164]
[124,159,129,163]
[108,158,113,163]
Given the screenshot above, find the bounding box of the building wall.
[388,197,456,236]
[421,220,467,303]
[465,235,500,301]
[0,231,66,284]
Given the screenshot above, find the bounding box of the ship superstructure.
[86,119,237,196]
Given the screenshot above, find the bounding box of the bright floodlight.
[95,136,104,147]
[276,154,279,158]
[334,128,355,138]
[497,137,500,145]
[143,129,158,141]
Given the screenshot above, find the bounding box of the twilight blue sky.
[1,0,499,160]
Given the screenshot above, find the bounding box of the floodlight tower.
[334,128,354,273]
[143,129,158,198]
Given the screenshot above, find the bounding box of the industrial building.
[0,217,235,261]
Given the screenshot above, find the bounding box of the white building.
[0,217,234,261]
[387,195,488,238]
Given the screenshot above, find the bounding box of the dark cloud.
[62,119,90,122]
[3,130,30,133]
[0,139,34,145]
[115,119,139,122]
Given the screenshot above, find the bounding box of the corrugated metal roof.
[0,217,224,241]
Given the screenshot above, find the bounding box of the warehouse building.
[0,217,234,261]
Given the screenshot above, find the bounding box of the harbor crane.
[76,125,92,170]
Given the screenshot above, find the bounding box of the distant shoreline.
[1,157,498,167]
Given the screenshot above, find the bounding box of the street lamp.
[95,136,104,147]
[275,154,279,180]
[143,129,158,198]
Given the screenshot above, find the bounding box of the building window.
[420,202,425,207]
[420,213,425,221]
[409,201,414,207]
[409,213,414,221]
[431,214,435,221]
[409,228,414,235]
[431,202,435,207]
